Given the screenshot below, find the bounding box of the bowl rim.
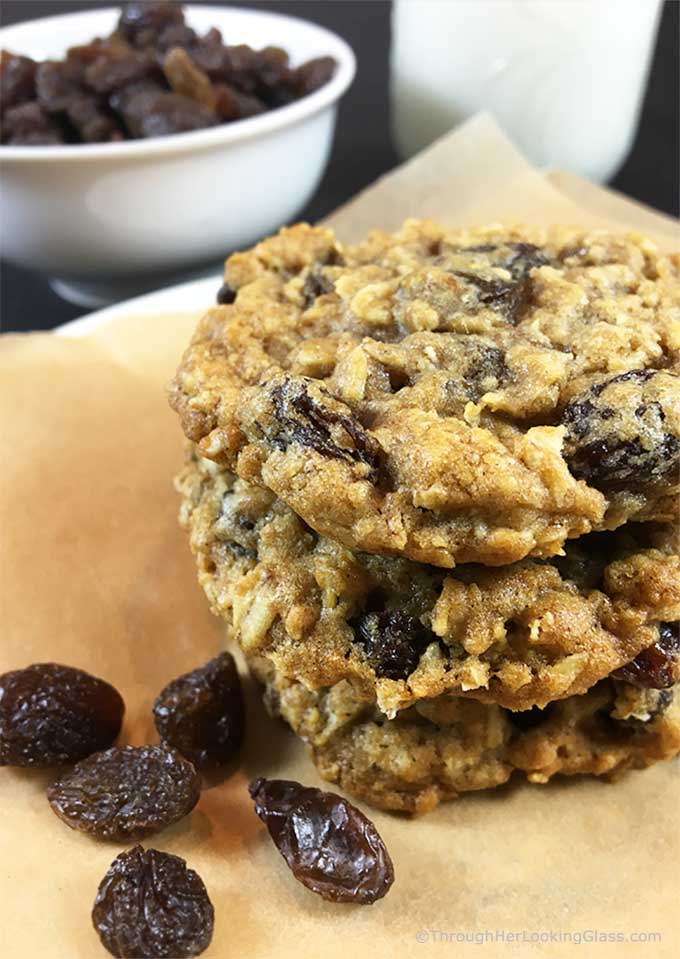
[0,3,356,163]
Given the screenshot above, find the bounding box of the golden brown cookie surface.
[252,657,680,814]
[170,221,680,567]
[177,455,680,713]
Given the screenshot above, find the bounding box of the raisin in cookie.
[177,454,680,713]
[170,220,680,568]
[253,657,680,813]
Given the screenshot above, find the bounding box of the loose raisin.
[153,652,245,770]
[249,777,394,904]
[270,376,381,481]
[611,622,680,688]
[47,743,200,840]
[562,369,680,491]
[92,845,214,958]
[354,610,434,680]
[0,663,124,766]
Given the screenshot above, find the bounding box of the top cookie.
[170,220,680,568]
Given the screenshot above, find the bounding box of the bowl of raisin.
[0,2,355,306]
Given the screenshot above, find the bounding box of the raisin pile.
[3,654,396,952]
[1,1,337,145]
[92,846,214,959]
[47,743,201,840]
[0,663,124,766]
[153,651,245,770]
[249,777,395,904]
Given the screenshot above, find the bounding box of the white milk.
[391,0,662,182]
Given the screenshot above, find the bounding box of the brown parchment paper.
[1,114,679,959]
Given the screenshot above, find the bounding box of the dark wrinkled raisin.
[249,777,394,904]
[187,29,232,80]
[47,744,200,840]
[0,663,124,767]
[562,369,680,491]
[67,39,116,67]
[302,269,334,308]
[109,77,162,113]
[216,281,237,304]
[153,652,245,770]
[270,377,381,481]
[455,275,524,322]
[213,82,266,120]
[251,45,295,104]
[459,242,549,274]
[118,1,184,49]
[2,101,64,144]
[84,51,157,94]
[453,242,549,322]
[354,610,434,680]
[0,51,37,112]
[92,846,214,959]
[294,56,337,96]
[444,337,508,405]
[157,23,198,53]
[119,87,216,138]
[611,622,680,688]
[65,96,123,142]
[35,59,85,112]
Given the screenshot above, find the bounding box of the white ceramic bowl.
[0,5,355,305]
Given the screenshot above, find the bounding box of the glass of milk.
[390,0,662,182]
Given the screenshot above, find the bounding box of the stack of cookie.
[170,219,680,813]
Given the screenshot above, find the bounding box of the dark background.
[2,0,678,333]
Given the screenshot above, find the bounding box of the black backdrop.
[2,0,678,332]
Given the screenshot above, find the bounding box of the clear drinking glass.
[391,0,662,182]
